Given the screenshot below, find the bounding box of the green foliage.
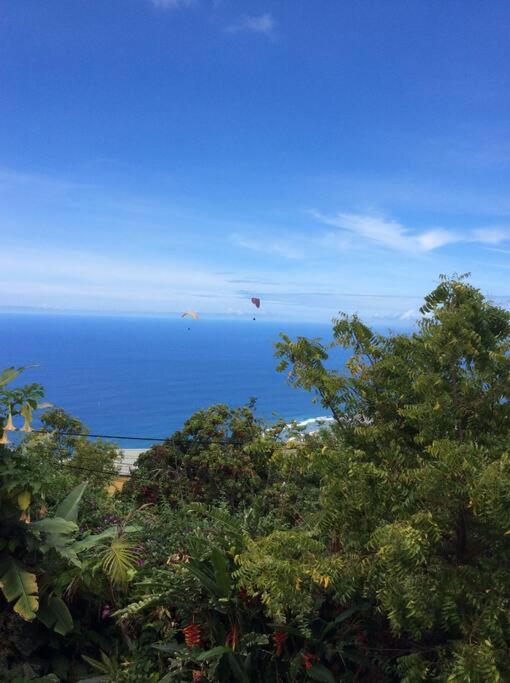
[126,403,282,510]
[39,407,89,459]
[0,366,29,388]
[82,649,120,677]
[7,275,510,682]
[273,275,510,679]
[0,369,44,434]
[0,475,86,622]
[38,595,74,636]
[101,537,138,585]
[0,557,39,620]
[55,481,87,523]
[234,530,331,622]
[0,370,131,679]
[24,410,120,492]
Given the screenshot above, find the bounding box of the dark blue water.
[0,314,347,446]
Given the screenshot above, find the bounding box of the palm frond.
[101,539,137,585]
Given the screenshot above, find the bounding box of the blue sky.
[1,0,510,322]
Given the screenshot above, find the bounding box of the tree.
[126,403,281,510]
[25,407,120,491]
[39,407,89,460]
[271,275,510,679]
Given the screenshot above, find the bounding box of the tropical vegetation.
[2,275,510,681]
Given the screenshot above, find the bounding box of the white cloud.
[415,229,458,251]
[313,211,510,254]
[313,212,458,253]
[319,232,353,251]
[400,308,419,320]
[485,246,510,256]
[151,0,196,9]
[471,228,508,244]
[225,13,276,37]
[231,233,303,259]
[0,246,224,298]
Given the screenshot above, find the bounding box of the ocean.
[1,313,347,446]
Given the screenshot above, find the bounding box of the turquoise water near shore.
[1,313,347,446]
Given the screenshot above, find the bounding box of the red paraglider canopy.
[251,297,261,309]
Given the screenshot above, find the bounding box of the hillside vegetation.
[2,275,510,681]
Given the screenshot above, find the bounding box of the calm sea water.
[1,314,347,446]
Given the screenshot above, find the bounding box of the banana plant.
[0,481,87,629]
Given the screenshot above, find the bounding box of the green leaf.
[187,558,222,597]
[320,602,369,639]
[210,547,232,597]
[55,482,87,522]
[227,653,250,683]
[31,517,78,535]
[307,663,336,682]
[152,641,183,654]
[0,556,38,620]
[82,653,111,675]
[0,366,26,388]
[38,595,74,635]
[195,645,230,661]
[81,651,117,681]
[72,524,138,554]
[158,675,172,683]
[72,526,119,552]
[101,538,137,584]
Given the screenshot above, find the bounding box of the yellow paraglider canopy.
[181,311,200,320]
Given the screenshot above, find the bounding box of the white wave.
[295,415,335,428]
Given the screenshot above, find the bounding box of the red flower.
[302,652,317,670]
[182,623,201,648]
[274,630,287,657]
[192,671,203,682]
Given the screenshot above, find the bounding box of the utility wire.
[31,429,168,442]
[27,428,299,445]
[26,428,302,446]
[59,461,120,477]
[12,426,312,478]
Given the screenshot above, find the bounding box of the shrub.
[126,403,281,510]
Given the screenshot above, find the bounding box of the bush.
[126,403,282,510]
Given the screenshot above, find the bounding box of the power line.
[12,426,315,478]
[27,428,293,446]
[31,430,167,442]
[59,461,119,477]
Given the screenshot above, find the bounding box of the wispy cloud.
[471,228,509,244]
[228,277,277,285]
[312,212,509,254]
[400,308,419,320]
[485,246,510,256]
[231,233,303,259]
[0,167,93,195]
[225,13,276,38]
[150,0,197,10]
